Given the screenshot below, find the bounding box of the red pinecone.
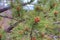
[31,37,36,40]
[34,17,40,23]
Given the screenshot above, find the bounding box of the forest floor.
[0,10,12,30]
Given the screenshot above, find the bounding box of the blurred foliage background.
[0,0,60,40]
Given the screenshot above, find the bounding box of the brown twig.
[0,15,18,21]
[0,6,11,13]
[30,23,37,40]
[5,19,25,33]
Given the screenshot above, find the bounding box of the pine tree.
[0,0,60,40]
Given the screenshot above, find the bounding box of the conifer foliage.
[0,0,60,40]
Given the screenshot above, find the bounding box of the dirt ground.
[0,10,12,30]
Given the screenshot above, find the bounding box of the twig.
[0,15,18,21]
[30,26,33,40]
[0,0,34,13]
[0,6,11,13]
[22,0,34,6]
[16,0,34,6]
[5,19,25,33]
[30,23,37,40]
